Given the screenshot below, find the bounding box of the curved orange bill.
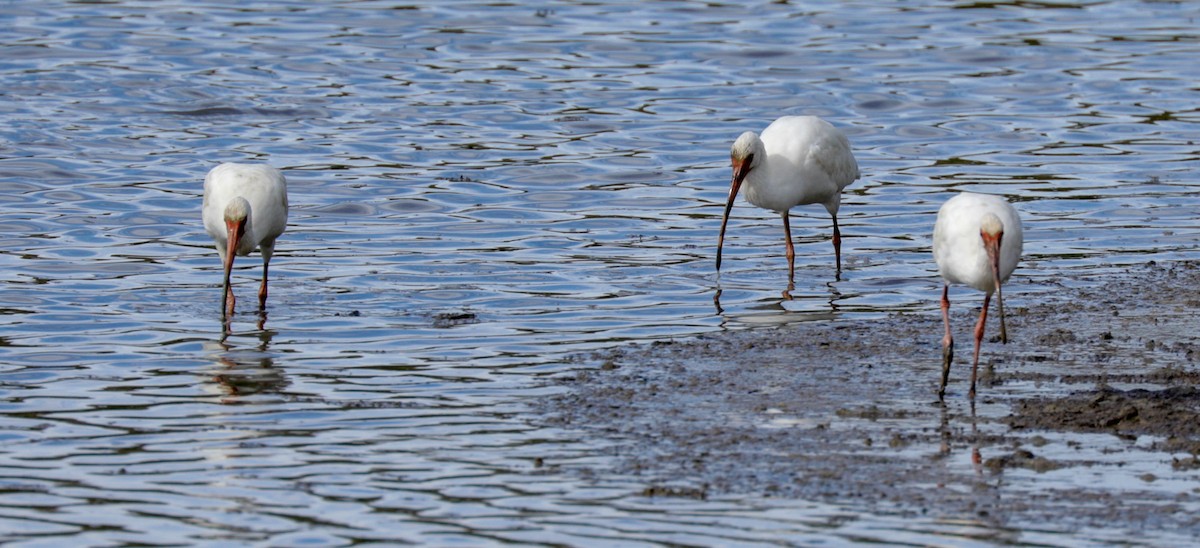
[716,159,753,271]
[983,230,1007,343]
[222,218,245,318]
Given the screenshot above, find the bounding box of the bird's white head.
[730,131,762,175]
[979,212,1003,238]
[224,196,251,224]
[223,197,253,257]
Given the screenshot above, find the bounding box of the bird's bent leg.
[781,212,795,283]
[832,213,842,272]
[258,262,270,310]
[939,284,953,399]
[969,292,992,399]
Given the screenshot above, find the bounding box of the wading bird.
[716,115,859,280]
[932,192,1022,399]
[202,163,288,319]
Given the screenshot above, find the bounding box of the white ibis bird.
[716,115,859,278]
[202,163,288,318]
[932,192,1023,399]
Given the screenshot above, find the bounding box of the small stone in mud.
[835,405,897,421]
[641,484,707,500]
[983,449,1060,473]
[1036,328,1077,345]
[432,311,479,328]
[1172,457,1200,471]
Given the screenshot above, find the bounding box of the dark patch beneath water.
[1010,386,1200,438]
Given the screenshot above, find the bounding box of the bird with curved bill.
[716,116,859,283]
[932,191,1023,399]
[202,163,289,320]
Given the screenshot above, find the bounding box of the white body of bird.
[932,191,1023,399]
[717,115,859,278]
[202,163,288,318]
[933,192,1022,292]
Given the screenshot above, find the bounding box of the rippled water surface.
[3,0,1200,544]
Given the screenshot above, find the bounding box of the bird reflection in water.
[209,328,288,401]
[713,279,843,318]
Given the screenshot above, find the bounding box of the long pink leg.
[968,292,993,399]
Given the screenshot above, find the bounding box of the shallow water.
[2,0,1199,544]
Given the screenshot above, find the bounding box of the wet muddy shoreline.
[537,261,1200,539]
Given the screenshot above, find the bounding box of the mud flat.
[537,261,1200,540]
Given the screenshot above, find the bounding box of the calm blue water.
[2,0,1199,544]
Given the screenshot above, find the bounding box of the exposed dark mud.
[537,261,1200,538]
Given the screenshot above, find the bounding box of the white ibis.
[202,163,288,318]
[716,115,859,279]
[932,192,1023,399]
